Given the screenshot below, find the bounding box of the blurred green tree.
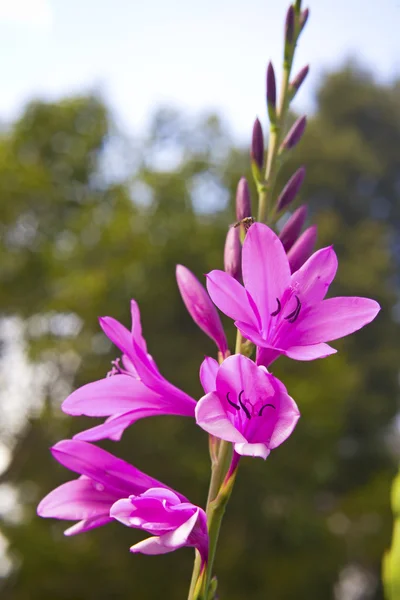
[0,64,398,599]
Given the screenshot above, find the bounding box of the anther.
[271,298,282,317]
[226,392,240,410]
[285,295,301,323]
[258,403,276,417]
[238,390,251,419]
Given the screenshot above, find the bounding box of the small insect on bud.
[251,118,264,171]
[224,227,242,282]
[287,224,317,273]
[280,116,307,151]
[236,177,252,221]
[285,5,295,45]
[176,265,228,354]
[279,205,308,252]
[266,62,277,124]
[276,167,306,212]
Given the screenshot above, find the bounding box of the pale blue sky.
[0,0,399,140]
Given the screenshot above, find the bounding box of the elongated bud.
[251,118,264,171]
[266,62,277,124]
[281,116,307,151]
[290,65,309,96]
[224,227,241,281]
[300,8,309,30]
[279,205,308,251]
[287,224,317,273]
[236,177,251,221]
[276,167,306,212]
[176,265,228,353]
[285,5,295,45]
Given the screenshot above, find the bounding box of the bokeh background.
[0,1,399,598]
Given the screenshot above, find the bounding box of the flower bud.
[300,8,309,31]
[280,116,307,151]
[276,167,306,212]
[266,62,276,124]
[251,118,264,171]
[287,224,317,273]
[176,265,228,354]
[224,227,241,281]
[290,65,309,96]
[285,5,295,45]
[236,177,251,221]
[279,205,308,252]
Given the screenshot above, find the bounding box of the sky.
[0,0,399,141]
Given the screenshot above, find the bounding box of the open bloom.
[37,440,208,561]
[206,223,380,366]
[37,439,176,535]
[195,354,300,459]
[62,300,196,441]
[111,488,208,562]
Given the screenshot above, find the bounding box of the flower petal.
[242,223,291,333]
[195,393,246,443]
[290,246,338,304]
[268,386,300,449]
[289,297,381,345]
[50,440,165,498]
[73,408,168,442]
[234,442,270,459]
[130,536,176,555]
[62,375,161,417]
[64,515,113,536]
[130,299,148,353]
[206,270,258,326]
[284,343,337,361]
[99,316,134,361]
[200,357,219,394]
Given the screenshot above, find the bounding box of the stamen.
[226,392,240,410]
[271,298,282,317]
[258,403,276,417]
[284,295,301,323]
[238,390,251,419]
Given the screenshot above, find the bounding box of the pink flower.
[111,488,208,562]
[206,223,380,366]
[62,300,196,441]
[195,354,300,459]
[38,441,208,561]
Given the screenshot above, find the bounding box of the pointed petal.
[206,270,258,326]
[130,536,176,555]
[50,440,164,497]
[290,246,338,304]
[37,478,117,521]
[284,343,337,361]
[73,408,167,442]
[62,375,162,417]
[64,515,113,536]
[130,300,148,353]
[200,357,219,394]
[99,316,134,361]
[235,321,270,347]
[256,346,283,368]
[234,442,270,459]
[195,393,246,443]
[160,509,200,549]
[290,297,381,345]
[242,223,291,332]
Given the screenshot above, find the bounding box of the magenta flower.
[62,300,196,441]
[206,223,380,366]
[195,354,300,459]
[37,439,180,535]
[111,488,208,562]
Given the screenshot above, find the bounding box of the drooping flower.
[195,354,300,459]
[62,300,196,441]
[37,439,177,535]
[111,488,208,562]
[206,223,380,366]
[38,441,208,561]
